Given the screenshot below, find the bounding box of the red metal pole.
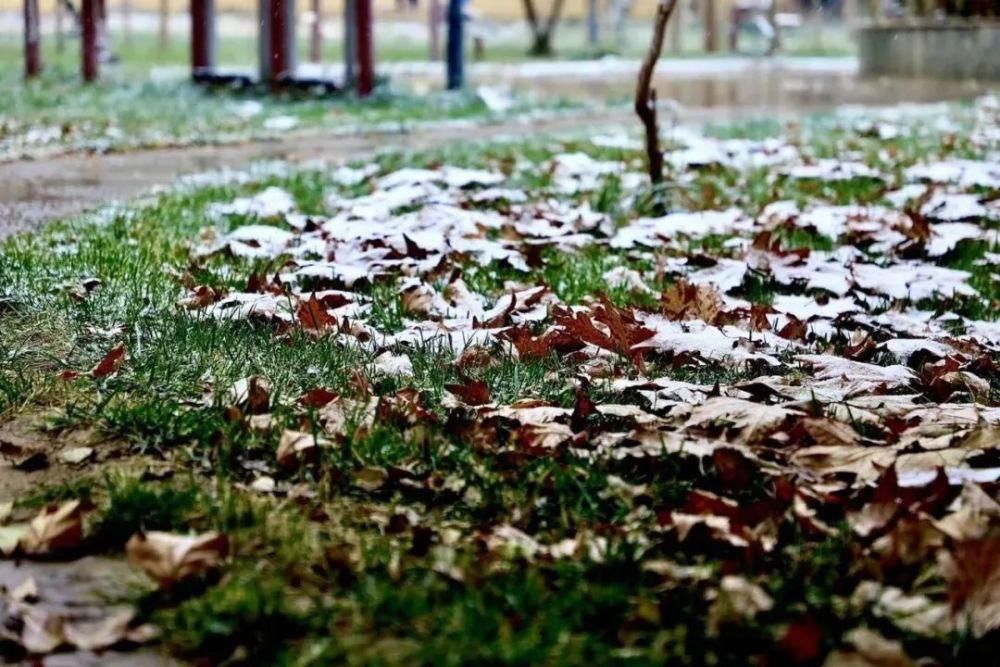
[191,0,216,76]
[82,0,100,82]
[355,0,374,97]
[24,0,42,78]
[268,0,292,86]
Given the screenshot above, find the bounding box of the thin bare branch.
[634,0,677,188]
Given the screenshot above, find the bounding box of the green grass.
[1,103,997,664]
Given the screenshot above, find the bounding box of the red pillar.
[268,0,293,85]
[355,0,374,97]
[191,0,216,76]
[82,0,100,82]
[24,0,42,78]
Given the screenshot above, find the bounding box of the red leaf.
[779,616,824,663]
[91,342,126,379]
[299,388,339,409]
[296,295,338,331]
[445,380,492,406]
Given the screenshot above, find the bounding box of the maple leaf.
[503,326,554,361]
[126,531,230,591]
[179,284,224,309]
[659,280,722,323]
[553,296,652,370]
[91,342,126,379]
[296,294,338,331]
[937,536,1000,638]
[445,379,492,406]
[299,388,339,408]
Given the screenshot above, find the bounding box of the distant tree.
[522,0,566,56]
[608,0,636,51]
[587,0,600,48]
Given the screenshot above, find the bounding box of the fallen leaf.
[823,627,914,667]
[91,342,127,378]
[126,531,230,590]
[706,575,774,636]
[276,429,326,469]
[57,446,95,465]
[19,501,85,556]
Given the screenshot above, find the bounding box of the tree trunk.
[158,0,169,50]
[704,0,719,53]
[530,31,554,56]
[766,0,780,55]
[522,0,565,57]
[587,0,599,48]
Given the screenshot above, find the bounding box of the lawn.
[1,98,999,664]
[0,32,576,162]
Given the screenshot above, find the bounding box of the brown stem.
[634,0,676,188]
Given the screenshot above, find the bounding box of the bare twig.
[634,0,677,188]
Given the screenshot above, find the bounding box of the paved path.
[0,108,643,240]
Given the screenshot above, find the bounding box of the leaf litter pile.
[1,98,1000,664]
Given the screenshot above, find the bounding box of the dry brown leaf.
[933,482,1000,541]
[706,575,774,636]
[660,280,722,323]
[823,627,915,667]
[126,531,230,590]
[445,380,492,407]
[938,535,1000,637]
[19,500,85,556]
[276,429,326,468]
[63,609,157,651]
[684,397,798,445]
[296,294,339,331]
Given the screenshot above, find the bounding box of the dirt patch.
[0,415,164,504]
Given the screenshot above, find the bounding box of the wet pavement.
[0,558,179,665]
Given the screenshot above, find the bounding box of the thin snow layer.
[182,99,1000,495]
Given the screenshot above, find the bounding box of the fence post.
[24,0,42,78]
[82,0,100,81]
[356,0,374,96]
[446,0,463,90]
